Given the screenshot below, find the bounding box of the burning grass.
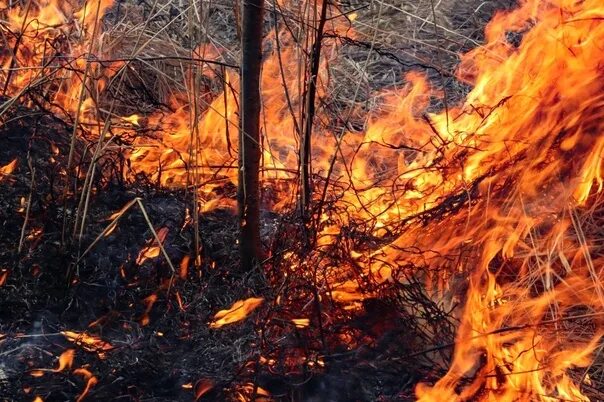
[1,0,604,401]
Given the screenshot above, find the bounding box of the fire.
[61,330,113,357]
[235,383,271,402]
[291,318,310,328]
[0,159,17,182]
[2,0,604,399]
[121,114,140,126]
[405,0,604,397]
[73,368,98,402]
[0,269,8,286]
[53,349,75,372]
[195,379,214,400]
[140,293,158,326]
[209,297,264,329]
[135,227,168,265]
[29,348,99,400]
[136,246,160,265]
[179,255,190,280]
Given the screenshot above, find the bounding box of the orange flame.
[53,349,75,372]
[135,246,160,265]
[195,379,214,400]
[0,269,8,286]
[135,227,168,265]
[209,297,264,329]
[0,159,17,182]
[235,383,272,402]
[73,368,98,402]
[139,293,158,326]
[179,255,190,280]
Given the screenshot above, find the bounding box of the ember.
[1,0,603,400]
[61,331,113,358]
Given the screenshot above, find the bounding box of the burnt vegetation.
[1,0,604,402]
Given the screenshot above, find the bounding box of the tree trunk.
[238,0,264,271]
[300,0,329,223]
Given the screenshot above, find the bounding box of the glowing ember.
[209,297,264,329]
[291,318,310,328]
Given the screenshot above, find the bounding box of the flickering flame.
[0,269,8,286]
[179,255,190,280]
[73,368,98,402]
[210,297,264,329]
[0,159,17,181]
[136,246,160,265]
[122,114,140,126]
[30,347,97,400]
[135,227,168,265]
[140,293,158,326]
[2,0,604,399]
[407,0,604,398]
[54,349,75,372]
[195,379,214,400]
[235,383,271,402]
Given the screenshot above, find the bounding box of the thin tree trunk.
[300,0,329,223]
[238,0,264,271]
